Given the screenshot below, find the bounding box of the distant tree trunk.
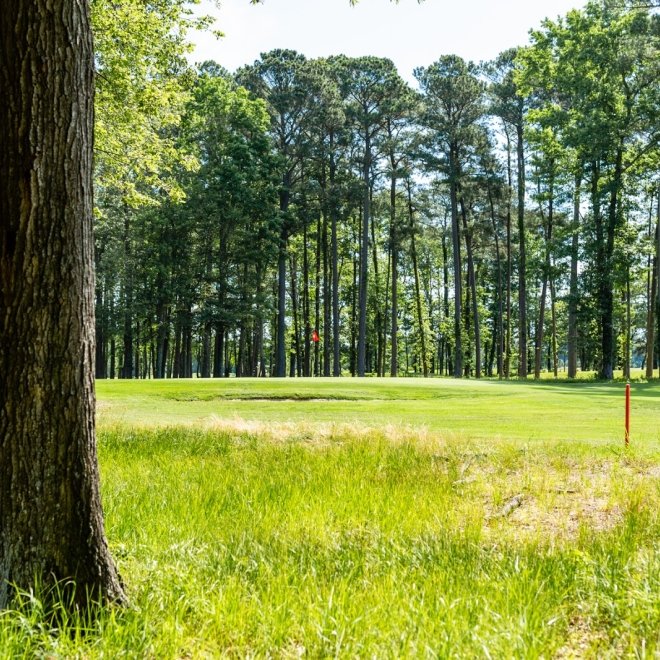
[331,174,341,377]
[95,275,107,378]
[460,197,480,379]
[275,187,290,377]
[516,121,527,379]
[121,217,134,379]
[504,126,513,380]
[110,337,116,380]
[200,322,211,378]
[487,186,504,379]
[390,163,399,377]
[0,0,124,608]
[289,254,301,377]
[599,146,624,380]
[568,169,581,378]
[449,143,463,377]
[657,188,660,379]
[408,181,429,377]
[441,222,451,376]
[534,168,554,380]
[350,216,359,376]
[314,213,322,377]
[323,211,332,377]
[645,194,659,380]
[370,189,384,377]
[302,221,310,377]
[550,274,558,378]
[357,135,371,377]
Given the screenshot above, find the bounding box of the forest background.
[93,0,660,383]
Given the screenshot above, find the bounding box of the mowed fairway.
[3,379,659,657]
[98,377,660,446]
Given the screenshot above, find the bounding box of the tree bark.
[568,169,581,378]
[408,181,429,377]
[534,168,554,380]
[516,120,527,378]
[357,134,371,377]
[0,0,124,608]
[330,149,341,377]
[275,187,290,377]
[645,194,659,380]
[449,143,463,378]
[460,197,480,378]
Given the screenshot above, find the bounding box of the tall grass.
[1,425,657,657]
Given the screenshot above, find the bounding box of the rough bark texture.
[0,0,124,608]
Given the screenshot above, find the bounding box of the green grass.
[1,378,659,657]
[98,376,660,448]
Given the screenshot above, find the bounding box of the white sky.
[190,0,587,84]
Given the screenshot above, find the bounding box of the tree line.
[94,0,660,381]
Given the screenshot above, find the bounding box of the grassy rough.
[1,380,659,657]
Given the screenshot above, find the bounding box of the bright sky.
[190,0,587,83]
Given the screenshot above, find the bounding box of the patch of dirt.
[553,615,612,659]
[502,495,623,541]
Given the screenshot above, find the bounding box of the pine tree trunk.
[370,191,384,377]
[390,164,399,377]
[357,136,371,377]
[314,213,322,377]
[599,147,623,380]
[0,0,124,608]
[331,206,341,377]
[504,125,513,380]
[275,188,289,377]
[487,187,504,379]
[409,181,429,378]
[460,198,480,379]
[516,120,527,379]
[449,144,463,378]
[568,169,581,378]
[645,196,659,380]
[534,171,554,380]
[302,222,311,377]
[323,212,332,377]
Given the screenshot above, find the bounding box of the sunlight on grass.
[2,380,658,657]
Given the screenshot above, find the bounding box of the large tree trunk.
[0,0,124,608]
